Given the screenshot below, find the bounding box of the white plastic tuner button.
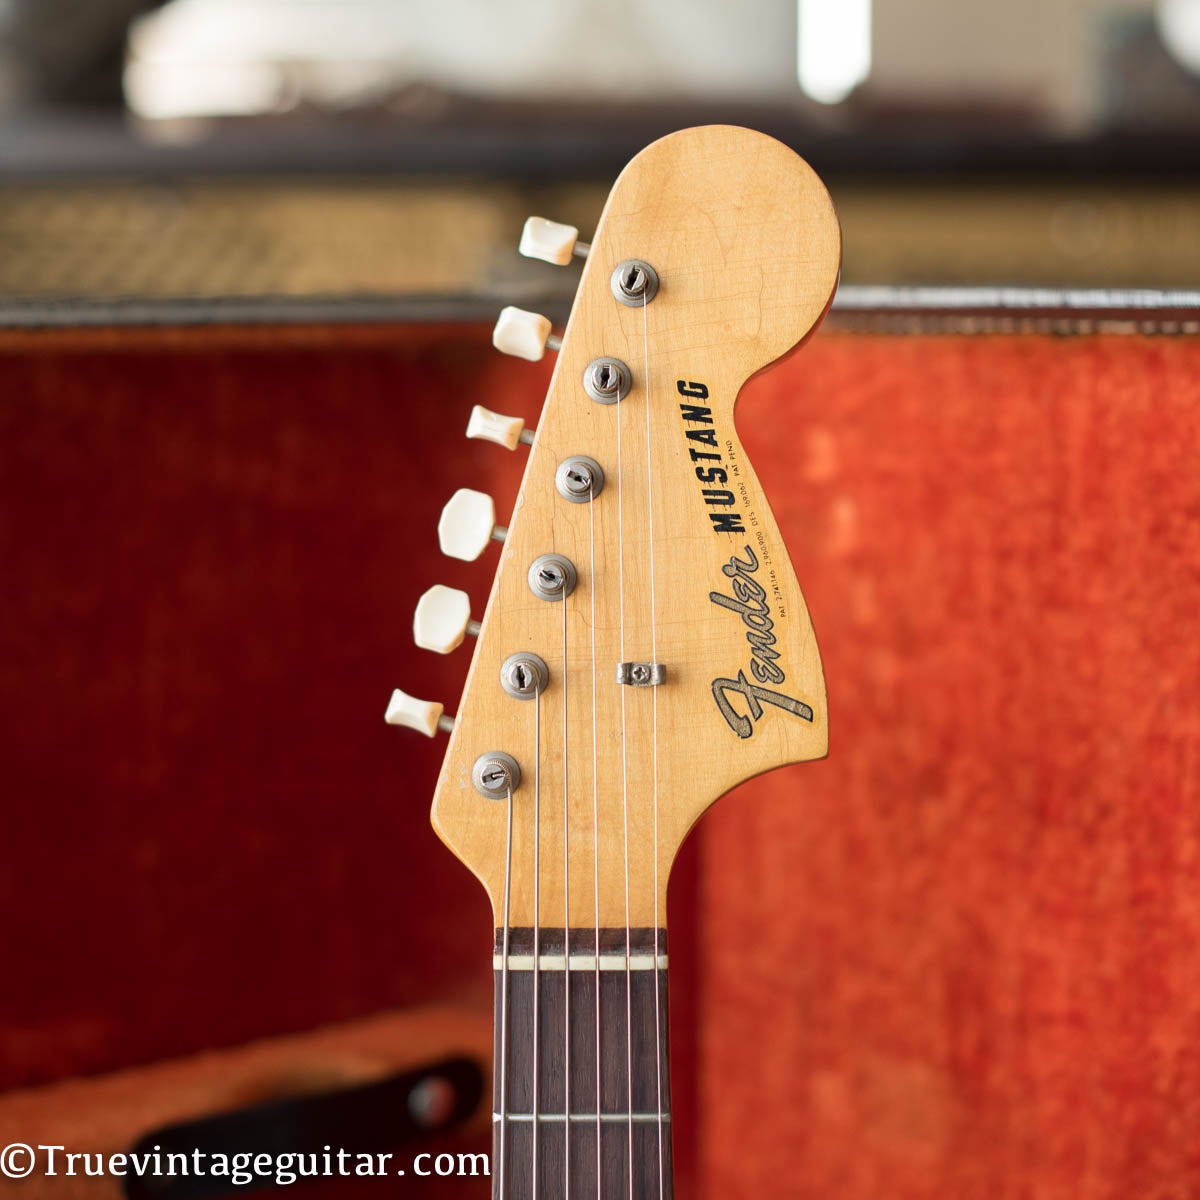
[384,688,453,737]
[466,405,532,451]
[438,488,505,562]
[492,306,557,361]
[519,216,587,266]
[413,584,480,654]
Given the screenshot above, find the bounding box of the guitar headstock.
[390,125,840,930]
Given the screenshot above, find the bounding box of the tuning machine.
[466,405,533,451]
[492,307,561,361]
[384,688,454,737]
[519,216,590,265]
[438,489,506,562]
[414,584,480,654]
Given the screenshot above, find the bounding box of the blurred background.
[1,0,1199,318]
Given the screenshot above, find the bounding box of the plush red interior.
[1,326,1197,1198]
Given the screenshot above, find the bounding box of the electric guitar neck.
[387,123,841,1199]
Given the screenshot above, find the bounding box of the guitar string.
[508,287,662,1200]
[532,686,541,1200]
[588,480,603,1200]
[643,289,665,1200]
[615,308,634,1200]
[561,585,570,1200]
[499,782,514,1200]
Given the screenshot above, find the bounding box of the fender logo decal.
[709,545,814,739]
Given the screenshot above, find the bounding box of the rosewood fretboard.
[492,927,673,1200]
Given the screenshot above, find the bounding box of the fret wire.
[496,1113,673,1123]
[493,954,667,971]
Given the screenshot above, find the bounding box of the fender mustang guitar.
[387,124,841,1199]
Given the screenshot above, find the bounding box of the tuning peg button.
[519,216,590,266]
[466,405,533,451]
[384,688,454,736]
[493,306,561,361]
[438,488,506,562]
[414,584,481,654]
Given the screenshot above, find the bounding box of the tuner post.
[555,455,604,503]
[610,259,659,306]
[500,652,550,700]
[472,752,522,799]
[527,553,577,601]
[583,357,632,405]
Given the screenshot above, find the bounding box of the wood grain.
[431,124,841,928]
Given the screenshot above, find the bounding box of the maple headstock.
[401,125,840,930]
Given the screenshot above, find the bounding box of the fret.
[493,954,668,971]
[501,928,666,954]
[495,1113,672,1123]
[493,928,673,1200]
[498,1124,670,1200]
